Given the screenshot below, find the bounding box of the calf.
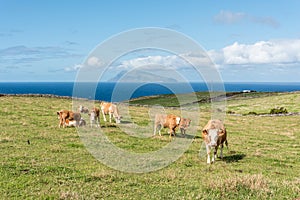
[78,105,89,113]
[89,107,100,127]
[57,110,81,128]
[153,114,181,137]
[100,102,121,123]
[65,118,86,127]
[179,118,191,135]
[202,119,228,164]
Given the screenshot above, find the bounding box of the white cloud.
[115,52,213,71]
[64,64,83,72]
[213,10,280,28]
[87,56,103,66]
[208,39,300,66]
[214,10,246,24]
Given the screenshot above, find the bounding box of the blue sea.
[1,82,300,102]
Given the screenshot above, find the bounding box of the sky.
[1,0,300,82]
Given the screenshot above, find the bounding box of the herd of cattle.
[56,101,227,164]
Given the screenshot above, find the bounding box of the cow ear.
[202,129,208,135]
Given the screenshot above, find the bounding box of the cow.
[57,110,81,128]
[179,118,191,135]
[78,105,89,114]
[89,107,100,127]
[100,102,121,123]
[64,118,86,127]
[153,114,181,137]
[202,119,228,164]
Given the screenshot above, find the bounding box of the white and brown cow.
[64,118,86,127]
[100,102,121,123]
[202,119,228,164]
[153,114,181,137]
[57,110,81,128]
[78,105,89,114]
[89,107,100,127]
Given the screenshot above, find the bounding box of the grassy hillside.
[0,93,300,199]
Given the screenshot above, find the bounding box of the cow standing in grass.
[153,114,181,138]
[179,118,191,135]
[100,102,121,123]
[89,107,100,127]
[202,119,228,164]
[64,118,86,127]
[57,110,81,128]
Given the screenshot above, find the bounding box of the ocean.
[1,82,300,102]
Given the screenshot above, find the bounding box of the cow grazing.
[202,119,228,164]
[57,110,81,128]
[100,102,121,123]
[153,114,181,137]
[89,107,100,127]
[64,118,86,127]
[179,118,191,135]
[78,105,89,113]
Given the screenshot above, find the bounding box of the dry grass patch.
[206,174,270,197]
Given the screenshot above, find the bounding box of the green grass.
[0,94,300,199]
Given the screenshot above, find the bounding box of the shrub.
[270,107,288,114]
[248,111,258,115]
[227,110,235,114]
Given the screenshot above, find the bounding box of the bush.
[270,107,288,114]
[227,110,235,114]
[248,111,258,115]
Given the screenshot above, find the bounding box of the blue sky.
[1,0,300,82]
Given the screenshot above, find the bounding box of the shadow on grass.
[176,133,195,139]
[223,152,246,163]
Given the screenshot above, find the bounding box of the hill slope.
[0,93,299,199]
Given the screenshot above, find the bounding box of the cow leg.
[101,110,107,122]
[212,146,218,163]
[219,144,224,159]
[153,124,158,136]
[59,119,62,128]
[97,117,100,127]
[158,125,162,136]
[206,145,211,164]
[62,118,66,128]
[109,113,112,123]
[172,127,176,137]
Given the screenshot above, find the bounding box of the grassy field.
[0,92,300,199]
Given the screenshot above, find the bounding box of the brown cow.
[57,110,81,128]
[153,114,181,137]
[100,102,121,123]
[202,119,228,164]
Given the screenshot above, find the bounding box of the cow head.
[115,115,121,124]
[202,128,224,147]
[180,118,191,128]
[57,111,62,119]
